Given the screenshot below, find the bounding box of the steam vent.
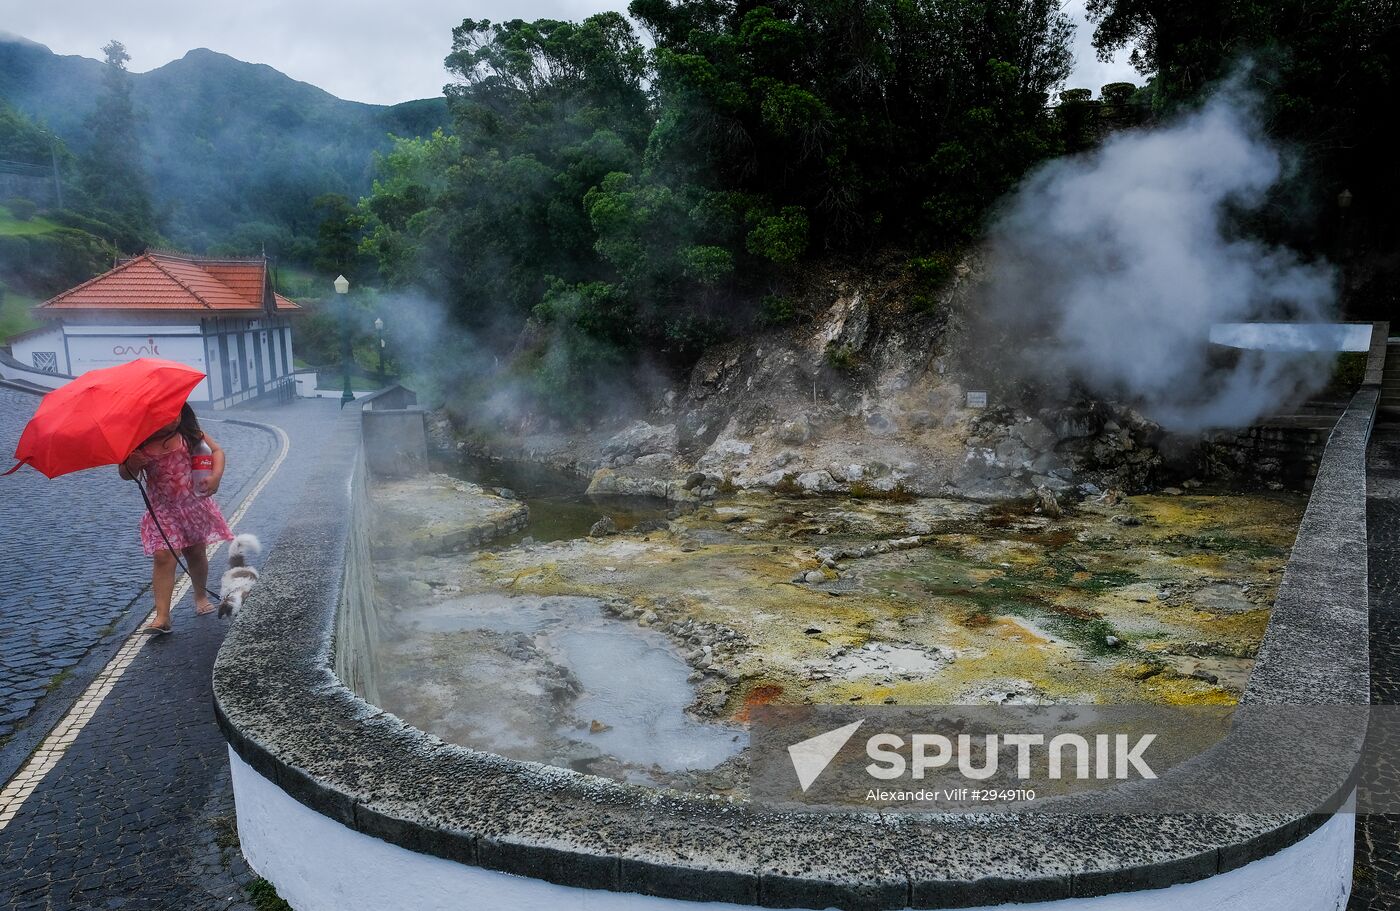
[4,13,1398,911]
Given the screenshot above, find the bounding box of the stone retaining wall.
[332,447,381,707]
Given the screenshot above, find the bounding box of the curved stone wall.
[214,386,1377,910]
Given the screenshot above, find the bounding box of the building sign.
[67,333,210,401]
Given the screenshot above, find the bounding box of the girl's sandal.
[141,623,173,636]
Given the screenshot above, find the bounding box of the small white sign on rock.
[966,391,988,409]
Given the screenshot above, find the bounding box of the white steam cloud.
[980,80,1338,431]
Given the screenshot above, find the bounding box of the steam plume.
[978,78,1338,431]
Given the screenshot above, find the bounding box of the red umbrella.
[4,358,206,479]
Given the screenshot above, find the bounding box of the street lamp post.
[374,317,386,387]
[334,274,354,408]
[1337,189,1353,301]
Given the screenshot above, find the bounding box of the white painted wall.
[243,331,257,389]
[230,749,1353,911]
[8,324,68,374]
[259,329,272,383]
[205,336,224,401]
[65,331,211,401]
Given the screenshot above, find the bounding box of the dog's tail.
[228,533,261,568]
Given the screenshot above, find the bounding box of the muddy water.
[373,467,1306,793]
[378,593,743,786]
[448,455,672,543]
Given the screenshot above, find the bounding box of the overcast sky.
[2,0,1138,106]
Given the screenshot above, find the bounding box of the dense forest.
[353,0,1396,420]
[356,1,1092,414]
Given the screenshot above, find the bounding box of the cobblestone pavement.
[1352,426,1400,910]
[0,387,275,771]
[0,396,357,910]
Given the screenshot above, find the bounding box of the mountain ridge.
[0,32,449,252]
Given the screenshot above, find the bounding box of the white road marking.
[0,418,291,828]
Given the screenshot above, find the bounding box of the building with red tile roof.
[7,252,302,407]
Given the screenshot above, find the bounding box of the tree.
[362,2,1076,419]
[78,40,157,246]
[312,193,364,277]
[1085,0,1400,311]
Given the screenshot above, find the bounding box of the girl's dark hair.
[177,404,203,450]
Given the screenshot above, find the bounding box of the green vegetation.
[1333,352,1367,389]
[79,41,157,244]
[359,1,1077,418]
[0,204,59,236]
[246,878,292,911]
[2,286,42,339]
[908,253,955,314]
[0,96,140,301]
[825,344,859,372]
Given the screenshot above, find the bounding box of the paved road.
[0,396,359,910]
[1352,425,1400,910]
[0,387,275,768]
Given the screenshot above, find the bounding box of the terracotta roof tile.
[203,262,269,306]
[36,252,302,315]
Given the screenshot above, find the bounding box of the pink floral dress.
[138,436,233,557]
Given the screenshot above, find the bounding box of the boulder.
[994,438,1032,469]
[865,410,896,435]
[1013,419,1058,453]
[589,516,618,537]
[777,414,813,445]
[602,421,678,457]
[700,438,754,466]
[796,470,839,493]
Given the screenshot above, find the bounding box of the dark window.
[218,333,231,396]
[235,333,247,392]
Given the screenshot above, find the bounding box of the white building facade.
[4,252,300,408]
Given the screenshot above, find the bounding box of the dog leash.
[133,475,225,603]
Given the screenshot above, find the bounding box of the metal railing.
[268,374,296,404]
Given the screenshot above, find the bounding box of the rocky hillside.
[441,253,1186,505]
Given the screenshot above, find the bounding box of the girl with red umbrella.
[7,358,238,635]
[119,404,233,634]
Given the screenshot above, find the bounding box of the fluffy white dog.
[218,533,262,618]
